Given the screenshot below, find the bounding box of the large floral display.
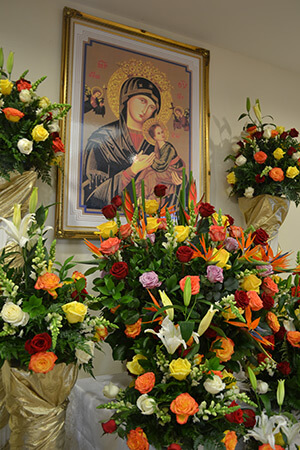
[85,179,300,450]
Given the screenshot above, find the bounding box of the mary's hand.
[131,153,155,175]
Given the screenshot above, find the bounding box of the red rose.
[280,131,288,140]
[167,445,182,450]
[225,401,244,424]
[288,146,297,156]
[111,195,122,207]
[275,326,287,341]
[110,262,129,279]
[52,136,65,153]
[71,288,88,301]
[257,352,269,364]
[154,184,167,197]
[102,419,117,433]
[204,326,218,339]
[277,361,291,376]
[225,214,234,226]
[176,246,194,263]
[289,128,299,137]
[243,409,256,428]
[25,333,52,355]
[16,78,32,91]
[255,174,266,184]
[102,204,117,219]
[253,131,263,140]
[198,202,215,217]
[252,228,269,245]
[261,292,274,310]
[234,290,250,308]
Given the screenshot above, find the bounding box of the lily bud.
[6,51,14,75]
[159,290,174,320]
[277,379,285,406]
[246,97,251,113]
[13,204,21,229]
[29,187,38,213]
[248,366,257,391]
[253,102,262,123]
[197,305,217,336]
[183,276,191,307]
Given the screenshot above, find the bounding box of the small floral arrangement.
[0,189,114,374]
[84,178,300,449]
[0,49,70,184]
[225,98,300,205]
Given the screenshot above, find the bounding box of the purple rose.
[224,237,239,252]
[256,264,273,277]
[146,233,156,244]
[206,265,224,283]
[139,271,162,289]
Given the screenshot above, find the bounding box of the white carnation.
[17,138,33,155]
[244,187,254,198]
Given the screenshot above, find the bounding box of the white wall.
[1,0,300,375]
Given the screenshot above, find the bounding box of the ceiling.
[80,0,300,75]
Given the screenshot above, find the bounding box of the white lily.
[281,420,300,449]
[246,411,287,448]
[0,206,35,248]
[145,316,186,354]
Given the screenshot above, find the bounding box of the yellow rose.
[212,212,229,226]
[0,79,13,95]
[174,225,190,242]
[286,166,299,179]
[32,124,49,142]
[169,358,191,380]
[95,221,118,238]
[146,217,160,233]
[276,126,285,135]
[226,172,236,185]
[39,96,51,109]
[126,354,147,375]
[273,147,285,160]
[145,199,159,215]
[61,301,88,323]
[211,248,231,269]
[240,274,261,292]
[222,306,243,320]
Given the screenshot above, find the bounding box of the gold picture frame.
[55,6,210,239]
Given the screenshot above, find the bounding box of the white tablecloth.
[65,373,131,450]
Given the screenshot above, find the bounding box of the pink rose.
[224,237,238,252]
[139,271,162,289]
[99,237,121,255]
[209,225,226,242]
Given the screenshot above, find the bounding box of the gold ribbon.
[2,361,78,449]
[0,171,37,221]
[238,194,290,240]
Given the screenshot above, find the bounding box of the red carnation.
[225,401,244,424]
[198,202,215,217]
[102,204,117,219]
[25,333,52,355]
[243,409,256,428]
[167,445,182,450]
[289,128,299,137]
[102,419,117,434]
[234,290,250,308]
[277,361,291,376]
[176,246,194,263]
[154,184,167,197]
[16,78,32,91]
[110,262,129,279]
[111,195,122,207]
[52,136,65,153]
[252,228,269,245]
[261,292,274,310]
[255,174,266,184]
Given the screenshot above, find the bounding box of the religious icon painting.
[56,7,210,238]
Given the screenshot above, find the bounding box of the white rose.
[256,380,269,394]
[75,340,94,364]
[203,375,225,394]
[292,152,300,161]
[19,89,32,103]
[136,394,156,415]
[48,120,60,133]
[103,382,120,399]
[235,155,247,166]
[1,302,29,326]
[17,138,33,155]
[232,143,241,154]
[244,187,254,198]
[263,127,272,139]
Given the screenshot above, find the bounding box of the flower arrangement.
[225,98,300,205]
[0,190,114,374]
[85,178,300,450]
[0,49,70,184]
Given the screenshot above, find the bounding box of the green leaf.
[75,277,86,292]
[260,393,271,415]
[112,345,128,361]
[179,321,194,342]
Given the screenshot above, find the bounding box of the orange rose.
[222,430,238,450]
[125,318,142,338]
[229,226,243,238]
[28,351,57,374]
[135,372,155,394]
[170,393,199,424]
[119,223,132,239]
[72,271,86,284]
[99,237,121,255]
[247,291,263,311]
[259,445,284,450]
[210,336,234,362]
[266,311,280,333]
[179,276,200,295]
[94,325,108,341]
[2,107,25,122]
[34,272,63,298]
[286,330,300,347]
[254,151,268,164]
[127,427,149,450]
[262,277,279,295]
[269,167,284,182]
